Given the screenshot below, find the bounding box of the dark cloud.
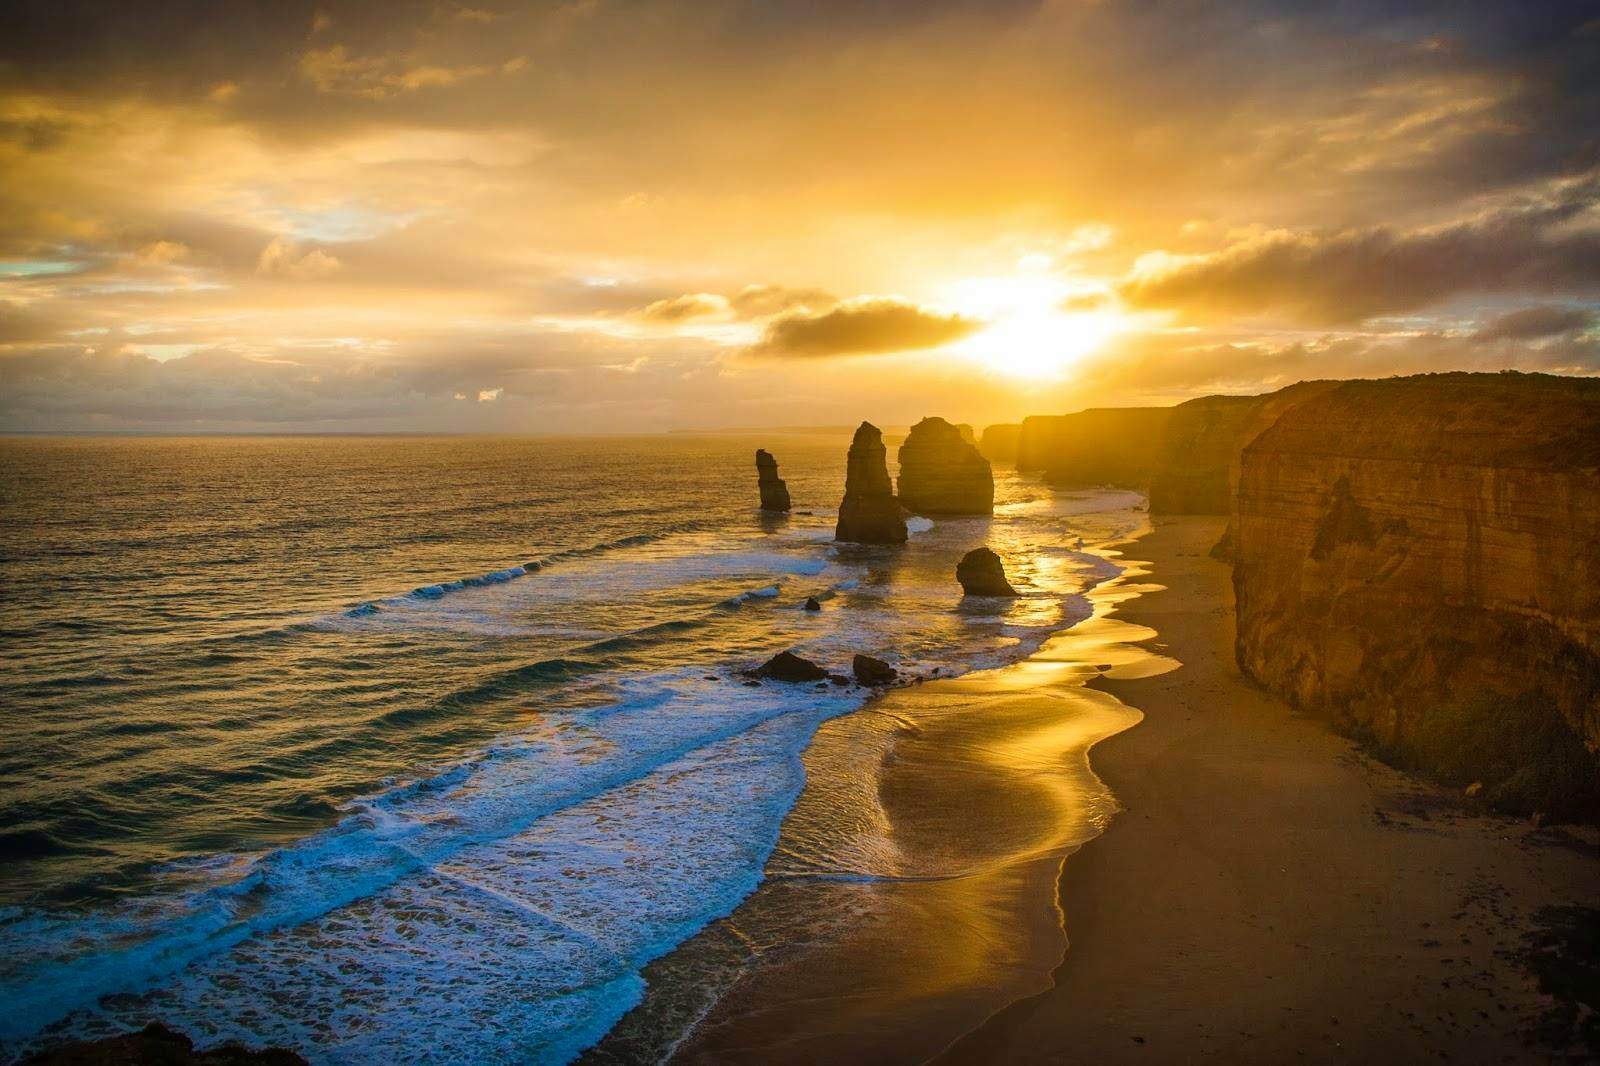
[750,298,980,358]
[1473,304,1594,340]
[1120,176,1600,325]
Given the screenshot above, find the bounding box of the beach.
[610,515,1599,1064]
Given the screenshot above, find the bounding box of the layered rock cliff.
[1016,407,1173,487]
[896,416,994,515]
[755,448,791,512]
[1232,372,1600,815]
[1147,394,1267,515]
[1207,381,1342,557]
[835,421,908,543]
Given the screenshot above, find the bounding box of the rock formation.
[755,449,791,512]
[753,650,828,682]
[19,1023,307,1065]
[1146,394,1263,515]
[1016,408,1173,486]
[835,422,908,543]
[896,416,995,515]
[852,654,898,685]
[803,596,822,611]
[1232,372,1600,816]
[978,423,1020,463]
[956,547,1018,596]
[1205,381,1342,558]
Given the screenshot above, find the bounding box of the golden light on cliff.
[947,262,1128,380]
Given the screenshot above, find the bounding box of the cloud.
[1120,175,1600,325]
[637,293,731,322]
[749,297,980,357]
[256,237,342,280]
[476,386,503,402]
[634,284,837,324]
[1474,305,1594,340]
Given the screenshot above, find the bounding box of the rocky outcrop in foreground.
[835,422,907,543]
[896,417,994,515]
[853,654,898,685]
[755,449,792,512]
[753,651,828,682]
[1016,408,1173,486]
[20,1023,307,1065]
[1233,372,1600,816]
[957,547,1018,596]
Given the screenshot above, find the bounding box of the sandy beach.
[943,516,1600,1064]
[596,514,1599,1065]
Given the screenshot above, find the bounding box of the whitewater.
[0,434,1143,1063]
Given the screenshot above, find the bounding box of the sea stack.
[896,416,995,515]
[835,422,907,544]
[755,449,792,512]
[956,547,1017,596]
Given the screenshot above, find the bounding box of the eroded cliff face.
[897,416,994,515]
[1209,381,1342,557]
[1147,395,1262,515]
[1016,408,1173,486]
[1233,373,1600,813]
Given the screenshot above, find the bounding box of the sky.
[1,0,1597,433]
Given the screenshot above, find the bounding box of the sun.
[944,261,1128,380]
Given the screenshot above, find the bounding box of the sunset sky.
[2,0,1597,432]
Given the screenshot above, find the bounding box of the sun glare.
[945,264,1127,380]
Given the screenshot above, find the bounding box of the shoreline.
[942,516,1600,1064]
[586,512,1171,1063]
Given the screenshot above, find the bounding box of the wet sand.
[595,515,1599,1065]
[587,527,1173,1064]
[942,516,1600,1064]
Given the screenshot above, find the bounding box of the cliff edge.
[1232,372,1600,816]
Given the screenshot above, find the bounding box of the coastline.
[586,514,1172,1063]
[942,516,1600,1064]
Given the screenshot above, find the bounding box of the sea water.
[0,434,1142,1063]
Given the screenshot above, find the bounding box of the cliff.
[755,448,791,511]
[896,416,994,515]
[835,421,908,543]
[1208,381,1342,557]
[1232,372,1600,816]
[1017,407,1173,487]
[1147,394,1266,515]
[977,423,1020,463]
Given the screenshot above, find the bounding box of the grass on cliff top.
[1386,691,1600,822]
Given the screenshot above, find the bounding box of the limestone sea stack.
[835,422,908,543]
[896,416,995,515]
[755,449,792,511]
[956,547,1017,596]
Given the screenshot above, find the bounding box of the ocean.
[0,434,1143,1063]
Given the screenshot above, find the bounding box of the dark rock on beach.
[852,654,898,685]
[896,416,994,515]
[19,1023,308,1065]
[753,650,829,682]
[957,547,1018,597]
[835,422,907,544]
[755,449,792,512]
